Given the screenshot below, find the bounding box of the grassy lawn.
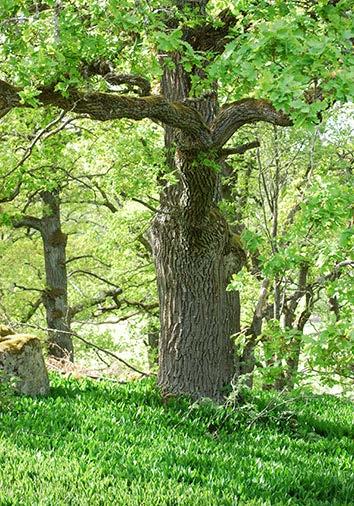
[0,376,353,505]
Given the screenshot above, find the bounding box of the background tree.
[0,110,159,368]
[228,109,353,391]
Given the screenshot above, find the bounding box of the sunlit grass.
[0,376,353,505]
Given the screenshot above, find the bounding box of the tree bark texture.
[153,153,240,398]
[40,190,73,361]
[152,50,244,399]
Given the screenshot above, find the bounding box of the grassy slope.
[0,376,353,506]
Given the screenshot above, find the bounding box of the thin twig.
[13,322,153,377]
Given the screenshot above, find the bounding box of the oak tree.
[0,0,352,398]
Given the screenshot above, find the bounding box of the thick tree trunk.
[153,207,242,398]
[149,28,245,399]
[152,142,243,399]
[40,191,73,361]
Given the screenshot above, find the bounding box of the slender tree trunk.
[284,285,313,390]
[240,279,270,387]
[274,264,310,390]
[40,190,73,360]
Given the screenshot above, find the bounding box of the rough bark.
[152,190,244,398]
[151,38,246,399]
[12,192,73,360]
[40,190,73,360]
[0,0,296,399]
[0,80,291,148]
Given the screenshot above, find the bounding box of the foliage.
[0,112,159,353]
[226,112,353,390]
[0,1,353,118]
[0,376,353,505]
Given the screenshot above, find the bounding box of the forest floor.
[0,376,353,505]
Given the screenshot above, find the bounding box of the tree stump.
[0,330,50,396]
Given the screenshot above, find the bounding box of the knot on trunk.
[49,230,67,246]
[225,233,247,271]
[183,207,229,254]
[51,309,64,319]
[43,287,66,300]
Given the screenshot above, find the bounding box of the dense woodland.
[0,1,353,504]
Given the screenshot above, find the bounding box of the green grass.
[0,376,353,506]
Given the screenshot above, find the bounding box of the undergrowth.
[0,375,353,505]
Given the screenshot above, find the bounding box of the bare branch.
[13,283,43,293]
[15,321,152,377]
[3,110,66,179]
[71,331,152,377]
[0,182,22,203]
[219,140,260,158]
[72,313,140,325]
[93,182,120,213]
[68,269,122,290]
[65,255,111,268]
[121,298,158,313]
[330,260,354,277]
[130,197,158,213]
[70,287,122,317]
[212,99,292,148]
[21,296,43,323]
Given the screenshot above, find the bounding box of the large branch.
[184,8,237,54]
[212,99,292,148]
[12,215,43,232]
[0,80,212,147]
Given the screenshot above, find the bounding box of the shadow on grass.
[0,377,353,505]
[4,377,353,444]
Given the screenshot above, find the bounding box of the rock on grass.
[0,331,50,396]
